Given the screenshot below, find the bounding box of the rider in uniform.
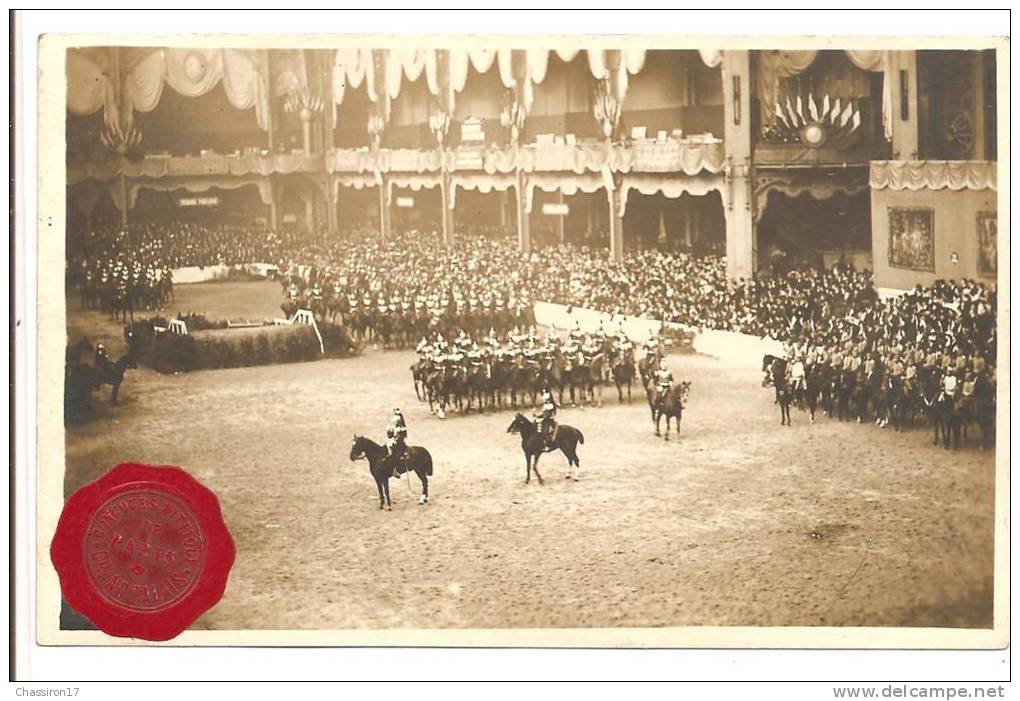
[615,330,633,356]
[789,353,806,395]
[654,357,674,406]
[643,330,660,359]
[385,408,408,478]
[535,386,559,447]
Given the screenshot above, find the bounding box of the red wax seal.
[50,463,235,641]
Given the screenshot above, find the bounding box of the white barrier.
[532,301,663,340]
[170,263,279,284]
[167,319,188,336]
[687,328,784,366]
[534,301,784,369]
[290,309,324,354]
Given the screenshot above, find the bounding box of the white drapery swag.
[332,47,648,114]
[125,48,269,129]
[66,48,119,127]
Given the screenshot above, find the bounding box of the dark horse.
[612,349,636,404]
[348,435,433,510]
[647,381,691,440]
[94,349,138,404]
[506,413,584,484]
[762,354,792,425]
[762,354,795,425]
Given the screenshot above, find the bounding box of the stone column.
[515,168,530,255]
[888,50,919,160]
[608,186,623,261]
[722,50,754,280]
[378,176,391,243]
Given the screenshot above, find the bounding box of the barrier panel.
[532,301,663,340]
[170,263,279,284]
[534,301,784,368]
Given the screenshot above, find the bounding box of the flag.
[785,96,798,126]
[808,93,819,122]
[775,102,790,128]
[822,94,830,119]
[840,100,854,127]
[796,94,804,123]
[850,109,861,132]
[829,98,842,124]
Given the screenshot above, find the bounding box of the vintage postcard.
[34,30,1009,649]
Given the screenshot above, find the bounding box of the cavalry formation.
[346,324,695,509]
[407,323,688,433]
[762,346,995,450]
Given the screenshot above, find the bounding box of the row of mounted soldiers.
[409,324,668,418]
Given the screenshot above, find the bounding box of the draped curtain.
[869,160,997,192]
[111,176,272,211]
[756,49,891,140]
[755,50,819,130]
[619,174,727,216]
[124,48,269,129]
[332,47,647,114]
[66,48,118,127]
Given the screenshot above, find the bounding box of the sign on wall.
[177,196,220,207]
[976,211,997,275]
[887,206,935,272]
[542,203,569,216]
[396,197,415,208]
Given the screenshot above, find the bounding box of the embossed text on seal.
[84,489,206,612]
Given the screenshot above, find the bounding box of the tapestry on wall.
[977,211,997,275]
[888,206,935,271]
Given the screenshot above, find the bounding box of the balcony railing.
[68,138,727,185]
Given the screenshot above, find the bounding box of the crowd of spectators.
[277,231,996,375]
[70,222,997,373]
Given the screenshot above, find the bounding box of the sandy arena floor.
[63,281,996,630]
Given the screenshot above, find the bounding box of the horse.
[612,349,636,404]
[348,435,433,510]
[761,354,788,405]
[963,375,996,450]
[92,349,138,404]
[647,381,691,440]
[804,364,828,423]
[424,365,450,418]
[410,358,430,401]
[506,412,584,484]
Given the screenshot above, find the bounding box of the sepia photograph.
[30,24,1007,654]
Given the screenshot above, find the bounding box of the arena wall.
[869,186,997,291]
[533,301,784,368]
[172,263,278,284]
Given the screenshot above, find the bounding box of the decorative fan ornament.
[945,112,975,158]
[767,92,863,149]
[100,122,143,159]
[800,122,827,148]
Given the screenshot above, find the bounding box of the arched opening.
[756,190,872,274]
[134,86,263,156]
[623,190,725,255]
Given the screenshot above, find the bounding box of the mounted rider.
[941,369,960,403]
[467,342,485,368]
[788,353,806,393]
[485,326,500,350]
[415,335,431,360]
[385,408,408,478]
[568,320,585,345]
[614,329,633,354]
[535,386,559,447]
[643,329,660,360]
[654,357,674,406]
